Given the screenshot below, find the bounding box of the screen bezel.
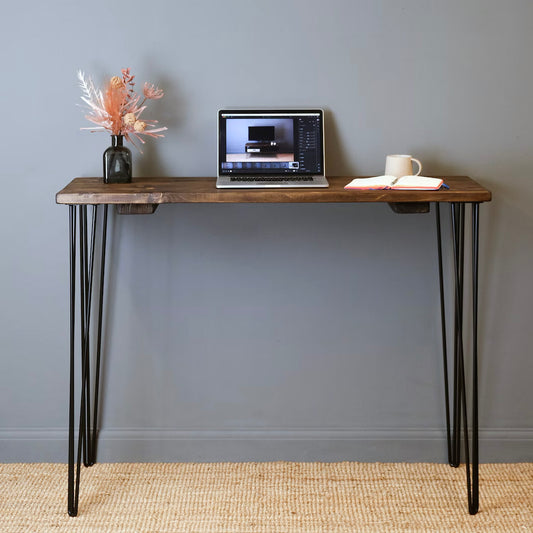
[218,109,325,177]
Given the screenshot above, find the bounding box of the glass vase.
[103,135,132,183]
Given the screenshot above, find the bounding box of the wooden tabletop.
[56,176,491,205]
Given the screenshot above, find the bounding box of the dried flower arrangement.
[78,68,167,150]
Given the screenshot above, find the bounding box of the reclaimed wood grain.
[56,176,492,205]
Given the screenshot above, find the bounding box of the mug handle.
[412,158,422,176]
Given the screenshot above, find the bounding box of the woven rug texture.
[0,462,532,532]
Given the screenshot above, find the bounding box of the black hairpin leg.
[68,204,109,517]
[435,202,480,515]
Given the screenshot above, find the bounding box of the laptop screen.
[218,109,324,177]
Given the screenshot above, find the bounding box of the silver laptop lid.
[217,109,325,180]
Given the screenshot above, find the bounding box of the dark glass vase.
[103,135,132,183]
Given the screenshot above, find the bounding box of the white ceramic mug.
[385,154,422,178]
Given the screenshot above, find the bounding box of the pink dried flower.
[110,76,124,89]
[121,68,135,91]
[78,68,167,152]
[143,82,164,100]
[134,120,146,132]
[124,112,136,126]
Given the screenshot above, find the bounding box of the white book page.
[344,176,395,189]
[392,175,443,190]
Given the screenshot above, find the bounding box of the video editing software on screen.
[219,111,323,175]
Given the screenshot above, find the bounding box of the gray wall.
[1,0,532,462]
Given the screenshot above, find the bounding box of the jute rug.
[0,462,532,532]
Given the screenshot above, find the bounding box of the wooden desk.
[57,175,490,205]
[56,176,492,516]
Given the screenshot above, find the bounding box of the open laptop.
[217,109,328,188]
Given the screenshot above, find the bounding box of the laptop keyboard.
[230,176,314,182]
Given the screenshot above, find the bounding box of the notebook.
[217,109,328,188]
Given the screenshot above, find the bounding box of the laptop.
[217,109,328,188]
